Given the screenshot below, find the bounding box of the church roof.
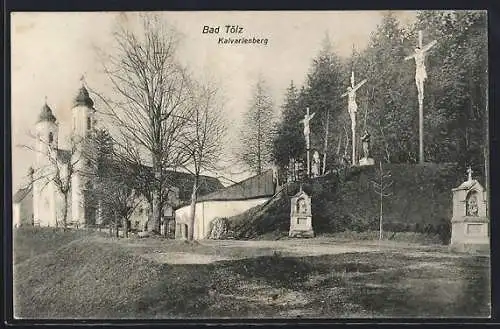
[37,103,57,123]
[73,86,94,108]
[13,186,32,203]
[105,160,224,206]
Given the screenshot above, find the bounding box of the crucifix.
[404,30,437,164]
[341,71,367,166]
[299,107,316,177]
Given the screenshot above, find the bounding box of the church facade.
[24,84,99,227]
[13,82,225,232]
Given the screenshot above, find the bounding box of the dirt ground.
[14,230,490,318]
[107,236,455,265]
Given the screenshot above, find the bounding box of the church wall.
[14,190,34,227]
[33,181,58,227]
[175,197,270,240]
[72,105,95,138]
[71,174,85,226]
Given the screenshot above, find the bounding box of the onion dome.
[37,102,57,123]
[73,85,94,108]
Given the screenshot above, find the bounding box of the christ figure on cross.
[404,31,437,106]
[341,71,367,130]
[300,107,316,149]
[341,71,367,165]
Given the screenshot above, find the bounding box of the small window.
[48,132,54,144]
[87,117,91,130]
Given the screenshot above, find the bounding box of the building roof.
[73,86,94,108]
[196,169,276,203]
[106,160,224,206]
[13,186,32,203]
[453,179,485,192]
[164,170,225,202]
[37,103,57,123]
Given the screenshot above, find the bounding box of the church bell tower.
[33,99,59,227]
[71,78,97,227]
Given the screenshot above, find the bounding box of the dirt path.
[127,238,451,265]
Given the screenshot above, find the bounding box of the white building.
[19,84,98,227]
[13,83,225,231]
[175,169,277,240]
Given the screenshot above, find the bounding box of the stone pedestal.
[289,189,314,238]
[358,157,375,166]
[450,179,489,253]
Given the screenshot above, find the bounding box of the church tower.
[71,81,97,227]
[35,100,59,163]
[33,100,59,226]
[72,82,96,139]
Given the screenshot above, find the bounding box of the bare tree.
[179,82,227,240]
[83,129,140,238]
[93,13,194,233]
[19,135,83,230]
[371,161,394,240]
[238,77,276,175]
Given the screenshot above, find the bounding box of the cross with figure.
[405,31,437,106]
[300,107,316,149]
[405,31,437,164]
[341,71,367,165]
[299,107,316,177]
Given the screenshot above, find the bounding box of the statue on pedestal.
[359,130,374,166]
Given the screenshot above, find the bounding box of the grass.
[320,230,444,245]
[13,228,491,319]
[13,227,105,264]
[225,163,459,241]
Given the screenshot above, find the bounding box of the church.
[13,83,101,228]
[12,82,225,232]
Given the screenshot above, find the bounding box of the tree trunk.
[188,178,198,241]
[123,216,128,238]
[62,193,69,232]
[322,108,330,175]
[148,156,161,233]
[379,162,383,241]
[379,192,383,241]
[484,85,489,215]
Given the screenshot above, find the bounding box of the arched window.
[48,132,54,144]
[87,117,91,130]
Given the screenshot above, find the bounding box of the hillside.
[13,228,106,264]
[226,163,463,242]
[13,235,163,319]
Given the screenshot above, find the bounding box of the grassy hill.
[13,228,107,264]
[226,163,463,243]
[13,232,163,319]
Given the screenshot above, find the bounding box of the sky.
[11,11,417,191]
